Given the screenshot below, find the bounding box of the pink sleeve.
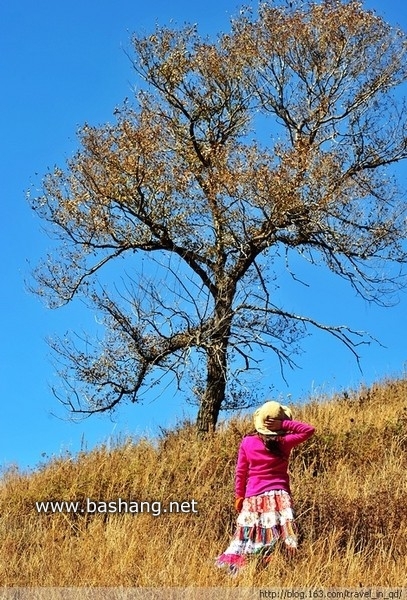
[279,419,315,451]
[235,439,249,498]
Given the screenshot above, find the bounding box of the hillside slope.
[1,377,407,587]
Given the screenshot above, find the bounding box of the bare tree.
[30,1,407,433]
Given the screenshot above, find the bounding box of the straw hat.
[253,400,293,435]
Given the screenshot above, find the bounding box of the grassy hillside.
[1,377,407,587]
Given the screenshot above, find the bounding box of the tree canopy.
[30,0,407,433]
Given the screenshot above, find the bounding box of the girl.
[216,400,315,573]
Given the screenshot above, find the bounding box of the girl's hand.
[264,417,282,431]
[235,497,244,512]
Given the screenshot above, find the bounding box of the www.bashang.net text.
[35,498,198,517]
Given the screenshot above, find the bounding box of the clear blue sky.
[1,0,407,471]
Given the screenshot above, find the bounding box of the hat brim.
[255,426,285,436]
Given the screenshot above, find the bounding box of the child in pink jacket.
[216,401,315,573]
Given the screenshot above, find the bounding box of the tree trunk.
[196,338,229,434]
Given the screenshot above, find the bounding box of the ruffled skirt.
[216,490,297,572]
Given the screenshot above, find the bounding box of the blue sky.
[1,0,407,471]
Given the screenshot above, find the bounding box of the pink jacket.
[235,419,315,498]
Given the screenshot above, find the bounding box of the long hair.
[248,431,286,459]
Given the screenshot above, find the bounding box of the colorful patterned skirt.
[216,490,298,571]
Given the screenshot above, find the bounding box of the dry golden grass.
[1,377,407,587]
